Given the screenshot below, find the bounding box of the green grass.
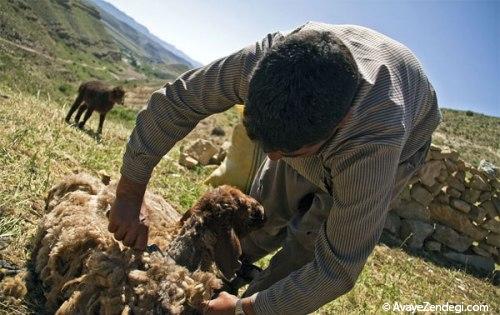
[433,108,499,166]
[0,85,498,314]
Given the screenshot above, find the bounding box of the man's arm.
[122,32,283,184]
[253,143,401,314]
[109,32,285,248]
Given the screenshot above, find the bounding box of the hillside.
[88,0,202,68]
[0,0,195,101]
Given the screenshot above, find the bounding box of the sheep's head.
[179,185,265,280]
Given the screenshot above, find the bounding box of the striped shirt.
[121,22,440,314]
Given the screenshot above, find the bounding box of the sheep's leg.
[97,113,106,134]
[78,107,94,129]
[65,92,84,123]
[74,104,88,124]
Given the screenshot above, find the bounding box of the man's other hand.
[107,175,148,250]
[203,292,256,315]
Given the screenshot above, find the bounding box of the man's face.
[265,140,327,161]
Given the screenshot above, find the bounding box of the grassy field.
[0,83,498,313]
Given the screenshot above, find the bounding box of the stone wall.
[384,145,499,274]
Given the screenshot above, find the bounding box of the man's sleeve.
[254,143,401,315]
[121,32,283,183]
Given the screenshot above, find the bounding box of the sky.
[106,0,499,117]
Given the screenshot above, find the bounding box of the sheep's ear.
[214,228,242,280]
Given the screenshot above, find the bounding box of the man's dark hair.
[243,30,359,152]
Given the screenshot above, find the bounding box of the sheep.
[64,81,125,134]
[34,173,265,314]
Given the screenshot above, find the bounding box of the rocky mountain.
[88,0,202,68]
[0,0,198,98]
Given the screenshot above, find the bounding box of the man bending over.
[108,22,440,314]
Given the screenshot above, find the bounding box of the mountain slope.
[88,0,202,68]
[0,0,195,100]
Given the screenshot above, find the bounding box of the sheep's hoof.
[77,123,85,129]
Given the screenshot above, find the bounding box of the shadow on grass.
[378,231,498,285]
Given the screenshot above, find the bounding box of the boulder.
[478,242,499,256]
[411,184,433,206]
[469,206,487,224]
[432,224,472,252]
[183,139,219,165]
[469,174,490,191]
[429,203,488,241]
[384,212,401,235]
[482,218,500,234]
[485,233,500,247]
[450,198,471,213]
[481,200,498,219]
[447,174,465,192]
[478,192,492,203]
[393,200,431,222]
[418,160,443,187]
[178,152,198,169]
[442,251,495,274]
[462,188,481,204]
[424,240,442,252]
[400,219,434,249]
[471,245,491,257]
[478,160,498,179]
[443,186,461,198]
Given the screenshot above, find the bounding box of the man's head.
[243,29,359,157]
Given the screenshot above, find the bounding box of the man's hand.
[203,292,256,315]
[107,175,148,250]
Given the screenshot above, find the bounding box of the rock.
[493,197,500,214]
[443,186,461,198]
[429,148,459,161]
[481,200,498,219]
[184,139,219,165]
[447,173,465,192]
[429,203,488,241]
[469,206,487,224]
[418,160,443,187]
[471,245,490,257]
[436,192,450,204]
[393,200,431,222]
[444,159,458,173]
[432,224,472,252]
[482,218,500,234]
[442,148,460,161]
[424,240,442,252]
[399,186,411,201]
[478,242,499,256]
[436,168,449,182]
[462,189,481,204]
[384,212,401,235]
[400,219,434,249]
[485,233,500,247]
[478,160,498,179]
[179,153,198,169]
[411,184,433,206]
[469,174,490,191]
[428,182,444,196]
[450,198,471,213]
[442,251,495,274]
[209,142,230,165]
[479,192,492,203]
[211,126,226,136]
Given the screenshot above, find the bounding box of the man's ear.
[213,228,242,280]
